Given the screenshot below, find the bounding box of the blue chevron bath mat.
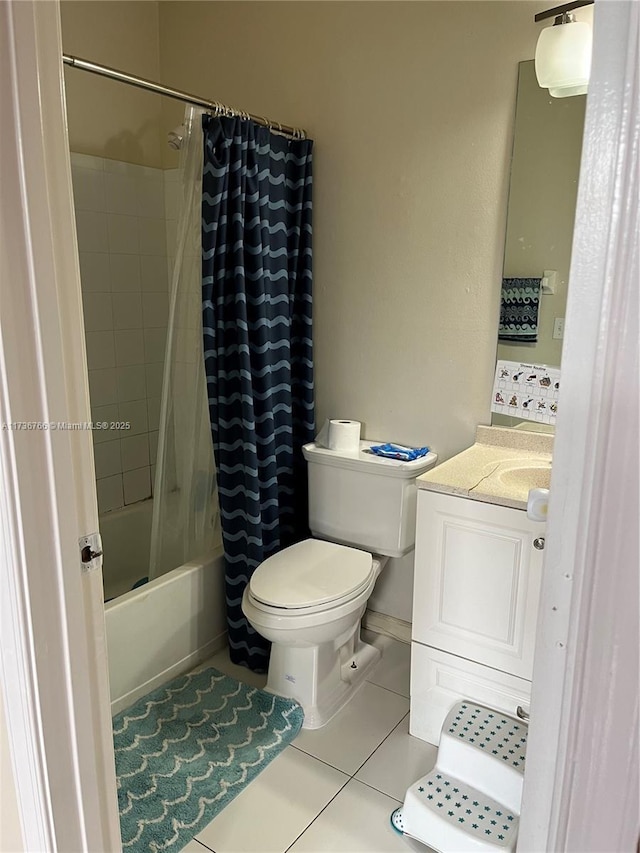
[114,667,304,852]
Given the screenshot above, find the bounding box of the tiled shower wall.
[71,153,177,514]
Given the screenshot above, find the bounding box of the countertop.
[417,425,553,510]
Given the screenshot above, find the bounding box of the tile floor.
[182,633,438,853]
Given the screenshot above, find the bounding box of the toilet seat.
[249,538,374,615]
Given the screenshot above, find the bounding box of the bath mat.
[114,666,304,852]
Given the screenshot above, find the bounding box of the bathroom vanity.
[410,426,552,745]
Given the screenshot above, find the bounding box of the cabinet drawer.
[412,490,544,679]
[409,642,531,746]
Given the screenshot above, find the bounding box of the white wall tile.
[94,440,122,479]
[147,396,161,431]
[144,363,163,399]
[116,365,146,403]
[140,255,169,292]
[138,219,166,255]
[71,152,104,171]
[114,330,145,366]
[74,154,175,518]
[91,404,120,444]
[75,210,109,253]
[137,175,165,219]
[85,331,115,370]
[142,293,169,328]
[71,167,106,212]
[148,430,159,465]
[110,254,141,292]
[150,464,156,494]
[97,474,124,513]
[104,158,145,176]
[118,399,148,436]
[165,219,178,258]
[105,172,139,217]
[163,179,178,220]
[123,466,151,505]
[144,328,167,363]
[112,292,143,330]
[120,433,150,472]
[88,368,118,407]
[166,255,175,289]
[79,252,111,292]
[82,292,113,332]
[107,214,139,255]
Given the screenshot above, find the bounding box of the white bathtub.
[104,545,227,715]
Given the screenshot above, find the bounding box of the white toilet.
[241,440,437,728]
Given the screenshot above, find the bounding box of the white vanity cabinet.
[410,489,545,745]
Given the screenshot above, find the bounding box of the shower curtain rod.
[62,54,307,139]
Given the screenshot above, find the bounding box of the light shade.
[535,16,592,98]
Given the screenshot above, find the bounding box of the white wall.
[61,0,163,168]
[62,1,544,623]
[157,1,540,620]
[158,1,540,465]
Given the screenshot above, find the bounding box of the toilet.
[241,440,437,728]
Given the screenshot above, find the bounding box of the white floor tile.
[293,682,409,775]
[355,715,438,802]
[364,634,411,698]
[288,779,406,853]
[195,746,348,853]
[205,649,268,691]
[180,840,211,852]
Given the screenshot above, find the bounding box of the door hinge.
[79,532,103,573]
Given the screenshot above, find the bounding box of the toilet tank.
[302,441,438,558]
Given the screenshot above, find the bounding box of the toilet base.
[265,630,382,729]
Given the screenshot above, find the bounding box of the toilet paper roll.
[328,419,361,454]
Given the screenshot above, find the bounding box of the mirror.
[492,60,585,429]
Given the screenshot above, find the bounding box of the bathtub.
[104,539,227,715]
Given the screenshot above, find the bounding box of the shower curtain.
[149,106,220,581]
[202,115,314,671]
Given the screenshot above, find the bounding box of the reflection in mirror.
[493,60,585,429]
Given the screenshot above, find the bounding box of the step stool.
[391,701,528,852]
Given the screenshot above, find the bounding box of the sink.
[497,464,552,491]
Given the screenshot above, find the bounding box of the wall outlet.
[553,317,565,340]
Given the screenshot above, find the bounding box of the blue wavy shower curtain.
[201,116,314,671]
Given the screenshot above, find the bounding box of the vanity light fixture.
[534,0,594,98]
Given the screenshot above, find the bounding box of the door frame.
[0,0,637,850]
[0,1,120,849]
[519,1,639,849]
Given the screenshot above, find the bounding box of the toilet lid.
[249,539,374,610]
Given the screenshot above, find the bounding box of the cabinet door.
[412,490,544,679]
[410,643,532,746]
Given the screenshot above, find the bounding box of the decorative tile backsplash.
[71,153,179,514]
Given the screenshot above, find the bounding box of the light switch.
[553,317,565,339]
[541,269,557,295]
